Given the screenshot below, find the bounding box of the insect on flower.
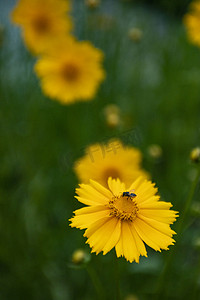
[69,177,179,263]
[122,189,136,198]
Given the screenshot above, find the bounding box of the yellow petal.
[128,176,144,191]
[139,201,173,210]
[134,218,175,251]
[128,178,158,204]
[74,205,108,216]
[129,222,147,258]
[115,221,140,263]
[139,208,178,224]
[74,196,100,206]
[76,184,108,205]
[85,217,121,255]
[107,177,125,196]
[90,179,113,199]
[69,208,109,230]
[138,214,176,237]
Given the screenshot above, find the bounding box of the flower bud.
[72,249,90,265]
[128,28,143,42]
[85,0,100,9]
[147,144,163,159]
[124,294,139,300]
[103,104,121,128]
[190,147,200,163]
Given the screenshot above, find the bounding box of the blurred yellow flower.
[183,1,200,47]
[11,0,72,54]
[35,37,105,104]
[103,104,121,128]
[69,177,178,263]
[74,139,148,187]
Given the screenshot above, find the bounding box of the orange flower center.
[61,63,80,82]
[32,15,51,34]
[109,194,138,221]
[103,167,121,183]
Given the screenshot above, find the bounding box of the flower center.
[102,167,121,185]
[32,15,51,34]
[109,193,138,221]
[61,63,80,82]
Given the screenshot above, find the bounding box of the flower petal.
[133,218,175,252]
[139,208,178,224]
[84,217,121,255]
[69,206,110,230]
[128,178,158,204]
[139,200,173,210]
[115,221,141,263]
[76,183,109,205]
[138,214,176,237]
[90,179,113,199]
[129,222,147,258]
[108,177,125,196]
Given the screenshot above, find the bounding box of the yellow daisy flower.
[69,177,178,263]
[35,37,105,104]
[183,0,200,47]
[11,0,72,54]
[74,139,148,187]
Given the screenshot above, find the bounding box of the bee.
[122,189,136,198]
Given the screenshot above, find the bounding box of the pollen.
[109,194,139,221]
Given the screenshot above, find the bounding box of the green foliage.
[1,0,200,299]
[135,0,192,16]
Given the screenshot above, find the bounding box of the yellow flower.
[69,177,178,263]
[35,37,105,104]
[103,104,121,128]
[183,1,200,47]
[11,0,72,54]
[74,139,148,187]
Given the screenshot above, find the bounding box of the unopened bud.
[191,201,200,217]
[193,237,200,250]
[128,28,143,42]
[190,147,200,163]
[147,144,163,159]
[85,0,100,9]
[103,104,121,128]
[124,294,139,300]
[72,249,90,265]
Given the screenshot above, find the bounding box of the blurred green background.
[1,0,200,299]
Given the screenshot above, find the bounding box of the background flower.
[35,37,105,104]
[74,139,148,187]
[183,1,200,47]
[70,177,178,263]
[11,0,72,54]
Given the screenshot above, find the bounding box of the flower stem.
[177,166,200,234]
[86,264,105,300]
[192,254,200,298]
[114,258,121,300]
[155,165,200,299]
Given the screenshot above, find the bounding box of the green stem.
[176,167,200,235]
[192,254,200,298]
[114,258,121,300]
[86,264,105,300]
[155,165,200,299]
